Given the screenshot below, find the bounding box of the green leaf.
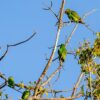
[96,32,100,38]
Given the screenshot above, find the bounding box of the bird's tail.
[79,19,85,24]
[79,19,96,34]
[83,23,96,34]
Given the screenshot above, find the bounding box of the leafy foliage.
[93,35,100,57]
[75,35,100,99]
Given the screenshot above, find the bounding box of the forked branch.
[33,0,65,97]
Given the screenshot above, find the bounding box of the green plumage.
[58,44,67,62]
[22,90,30,100]
[8,76,15,87]
[65,9,84,24]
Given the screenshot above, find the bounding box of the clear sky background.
[0,0,100,100]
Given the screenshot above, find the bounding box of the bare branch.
[83,9,97,19]
[28,93,83,100]
[0,46,9,61]
[43,1,59,20]
[0,73,7,89]
[82,9,97,34]
[0,32,36,61]
[48,89,72,94]
[8,32,36,47]
[41,63,63,87]
[71,72,84,97]
[33,0,65,96]
[65,24,78,47]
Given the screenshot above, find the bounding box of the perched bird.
[8,76,15,88]
[65,9,84,24]
[58,44,67,62]
[22,90,30,100]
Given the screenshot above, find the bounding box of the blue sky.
[0,0,100,99]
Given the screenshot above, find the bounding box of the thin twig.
[43,1,59,20]
[0,82,7,89]
[41,63,62,87]
[0,46,9,61]
[65,24,78,47]
[71,72,84,97]
[82,9,97,19]
[0,73,7,89]
[8,32,36,47]
[28,93,83,100]
[82,9,97,34]
[48,89,71,94]
[0,32,36,61]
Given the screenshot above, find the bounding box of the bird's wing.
[71,10,81,19]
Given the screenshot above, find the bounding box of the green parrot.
[58,44,67,62]
[65,9,84,24]
[8,76,15,87]
[21,90,30,100]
